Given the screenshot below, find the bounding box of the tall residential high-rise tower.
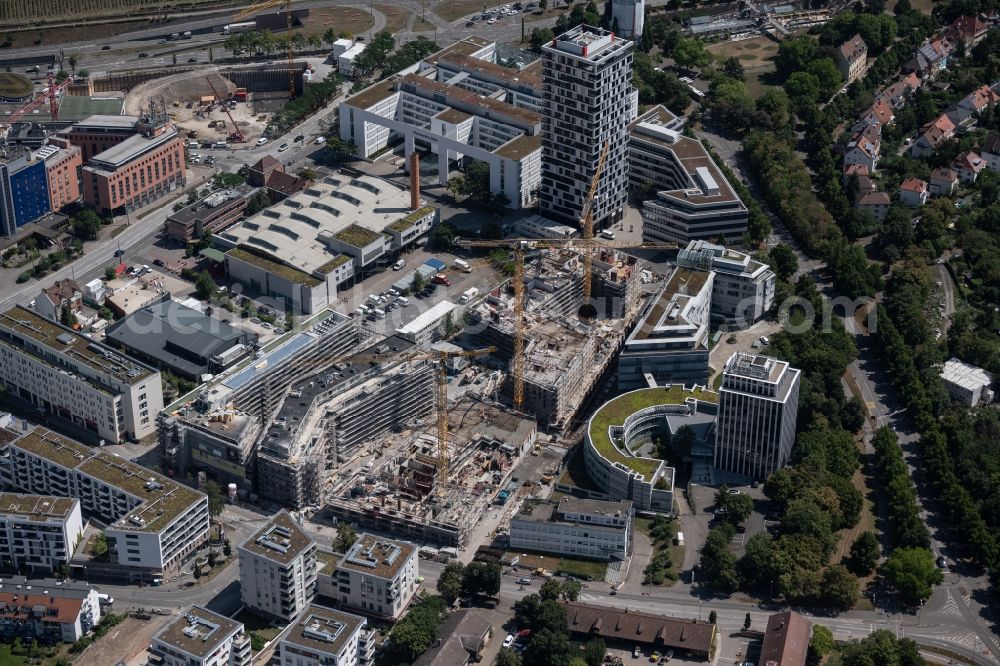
[714,352,800,480]
[540,25,633,228]
[612,0,645,39]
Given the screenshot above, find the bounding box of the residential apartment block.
[675,240,775,326]
[165,185,256,243]
[340,37,543,209]
[215,174,436,314]
[510,498,632,561]
[0,576,102,644]
[611,0,645,38]
[150,606,252,666]
[0,305,163,442]
[940,358,994,407]
[35,144,82,213]
[274,604,374,666]
[540,25,634,228]
[630,106,748,244]
[0,146,50,236]
[238,511,317,622]
[714,352,801,480]
[0,492,83,574]
[836,34,867,81]
[319,535,419,621]
[617,267,712,391]
[0,427,209,577]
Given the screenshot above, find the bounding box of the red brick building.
[35,144,82,212]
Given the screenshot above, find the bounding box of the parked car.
[503,634,515,648]
[278,143,289,152]
[256,137,269,146]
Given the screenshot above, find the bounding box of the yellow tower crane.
[232,0,296,98]
[351,346,495,488]
[455,237,677,412]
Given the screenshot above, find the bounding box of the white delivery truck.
[453,258,471,273]
[459,287,479,303]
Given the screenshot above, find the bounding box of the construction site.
[321,395,538,547]
[467,247,647,431]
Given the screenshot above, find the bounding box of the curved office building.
[584,386,718,512]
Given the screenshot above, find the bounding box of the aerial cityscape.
[0,0,999,664]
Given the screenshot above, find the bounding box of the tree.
[769,243,799,280]
[204,481,226,518]
[193,270,217,301]
[808,624,835,664]
[410,271,426,294]
[60,304,74,327]
[708,610,717,624]
[193,564,202,579]
[99,306,114,321]
[529,27,554,52]
[718,491,753,525]
[385,596,447,663]
[540,578,562,601]
[882,547,942,606]
[850,531,880,574]
[776,37,816,74]
[334,524,357,552]
[582,638,606,666]
[560,579,582,601]
[786,71,821,114]
[325,136,356,162]
[721,56,744,81]
[743,612,751,631]
[497,647,523,666]
[461,561,501,599]
[104,266,116,281]
[539,0,548,8]
[840,629,923,666]
[672,37,710,70]
[297,167,317,181]
[437,561,465,603]
[523,629,572,666]
[821,564,859,609]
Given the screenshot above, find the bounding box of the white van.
[453,258,471,273]
[397,297,409,307]
[599,229,616,240]
[373,308,386,320]
[393,259,406,271]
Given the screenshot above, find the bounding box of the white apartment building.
[340,37,543,210]
[319,534,419,621]
[675,240,775,326]
[274,604,374,666]
[540,26,634,228]
[0,493,83,574]
[0,305,163,442]
[510,498,633,561]
[940,358,994,407]
[0,427,209,578]
[630,106,749,244]
[238,511,317,622]
[150,607,252,666]
[0,576,102,644]
[618,267,713,391]
[612,0,645,38]
[714,352,801,480]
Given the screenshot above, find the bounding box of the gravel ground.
[76,615,174,666]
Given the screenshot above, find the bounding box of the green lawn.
[0,645,27,666]
[557,557,608,581]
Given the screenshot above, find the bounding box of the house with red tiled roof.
[844,134,880,172]
[949,15,989,46]
[842,163,869,183]
[911,114,956,158]
[929,168,959,196]
[856,191,891,221]
[0,577,102,644]
[836,34,868,82]
[982,133,1000,174]
[904,37,954,79]
[953,150,986,183]
[958,85,1000,114]
[760,611,812,666]
[899,177,929,207]
[852,99,895,135]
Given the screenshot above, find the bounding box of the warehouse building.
[105,300,257,381]
[215,174,436,314]
[0,305,163,442]
[0,427,209,579]
[0,492,84,574]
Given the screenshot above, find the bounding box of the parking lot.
[708,319,784,387]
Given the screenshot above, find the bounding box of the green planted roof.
[228,247,321,286]
[588,386,718,478]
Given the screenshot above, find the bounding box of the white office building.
[618,267,713,391]
[675,240,775,326]
[510,498,633,561]
[612,0,645,38]
[940,358,994,407]
[319,534,419,621]
[274,604,374,666]
[150,606,252,666]
[540,25,634,228]
[238,511,317,622]
[0,427,209,578]
[0,305,163,443]
[394,300,459,345]
[630,106,749,244]
[512,214,579,239]
[0,493,84,574]
[340,37,543,210]
[714,352,801,480]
